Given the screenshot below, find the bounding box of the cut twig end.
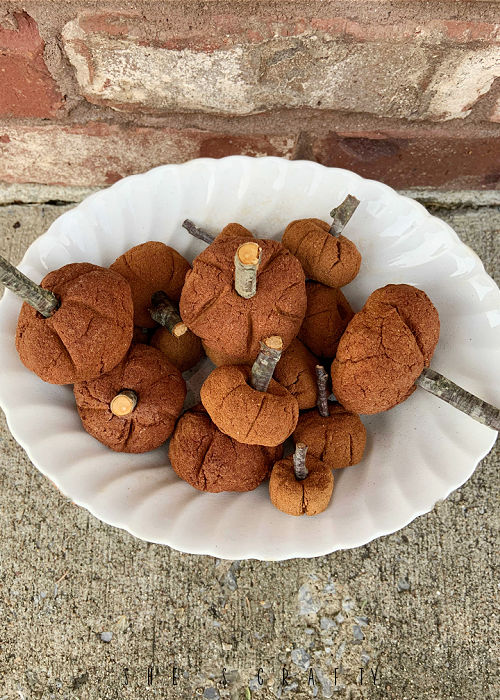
[149,291,186,336]
[173,322,188,338]
[265,335,283,351]
[293,442,309,480]
[234,242,262,299]
[110,390,137,417]
[250,335,283,392]
[237,241,261,265]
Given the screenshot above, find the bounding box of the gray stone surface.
[0,191,498,699]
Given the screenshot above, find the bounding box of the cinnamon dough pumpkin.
[269,448,334,516]
[294,404,366,469]
[74,344,186,453]
[110,241,190,328]
[169,404,283,492]
[16,263,134,384]
[180,224,306,366]
[298,281,354,359]
[151,326,204,372]
[331,284,440,414]
[282,218,361,288]
[200,365,299,447]
[273,338,318,410]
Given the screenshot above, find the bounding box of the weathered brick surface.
[0,124,295,186]
[0,123,496,190]
[312,131,499,189]
[0,11,64,117]
[0,1,499,189]
[424,47,500,121]
[61,11,500,120]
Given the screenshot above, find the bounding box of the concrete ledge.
[1,182,500,208]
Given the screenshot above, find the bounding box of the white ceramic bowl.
[0,157,498,560]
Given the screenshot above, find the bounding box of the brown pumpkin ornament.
[282,195,361,288]
[169,404,283,492]
[110,241,190,328]
[269,443,334,516]
[294,366,366,469]
[180,222,307,366]
[298,281,354,359]
[8,260,134,385]
[151,325,204,373]
[331,284,440,414]
[331,284,500,429]
[273,338,318,410]
[200,336,299,446]
[73,343,186,453]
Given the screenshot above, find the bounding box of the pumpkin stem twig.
[316,365,330,417]
[234,241,262,299]
[329,195,360,237]
[293,442,309,480]
[415,367,500,431]
[182,219,214,245]
[0,254,59,318]
[251,336,283,392]
[149,291,187,337]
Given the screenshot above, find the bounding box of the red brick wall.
[0,1,499,189]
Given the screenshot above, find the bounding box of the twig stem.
[415,367,500,431]
[234,242,262,299]
[0,254,59,317]
[293,442,309,480]
[182,219,213,245]
[250,336,283,392]
[149,291,187,336]
[315,365,330,417]
[329,195,360,237]
[110,390,138,417]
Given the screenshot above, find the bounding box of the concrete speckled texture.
[0,190,498,699]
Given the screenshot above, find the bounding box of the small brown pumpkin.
[169,404,283,492]
[74,344,186,453]
[180,224,306,366]
[269,443,334,516]
[15,263,134,384]
[282,195,361,288]
[273,338,318,410]
[151,326,204,372]
[110,241,190,328]
[298,281,354,359]
[201,364,298,447]
[331,284,440,414]
[200,336,299,446]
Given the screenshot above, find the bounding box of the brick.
[0,11,64,118]
[56,18,416,116]
[312,132,499,189]
[0,124,295,187]
[0,122,496,191]
[422,47,500,121]
[61,9,500,120]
